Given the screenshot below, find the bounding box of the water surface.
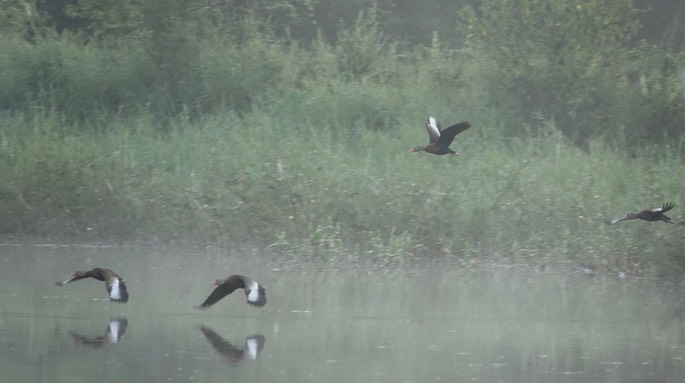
[1,243,684,382]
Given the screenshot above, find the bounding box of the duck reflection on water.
[68,318,128,348]
[199,326,265,364]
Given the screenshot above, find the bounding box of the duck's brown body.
[608,202,675,224]
[409,116,471,155]
[56,268,129,303]
[195,274,266,309]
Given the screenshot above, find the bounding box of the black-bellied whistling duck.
[195,275,266,309]
[608,202,675,224]
[199,327,265,363]
[56,268,129,303]
[409,116,471,155]
[69,318,128,348]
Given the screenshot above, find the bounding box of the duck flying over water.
[56,267,129,303]
[409,116,471,155]
[607,202,675,224]
[195,275,266,309]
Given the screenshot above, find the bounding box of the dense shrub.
[459,0,685,146]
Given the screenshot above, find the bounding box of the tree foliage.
[459,0,684,145]
[0,0,683,145]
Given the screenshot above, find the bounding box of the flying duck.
[608,202,675,224]
[409,116,471,155]
[195,275,266,309]
[56,268,129,303]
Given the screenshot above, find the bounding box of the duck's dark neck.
[83,269,107,281]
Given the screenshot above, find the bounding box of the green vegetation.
[0,0,684,275]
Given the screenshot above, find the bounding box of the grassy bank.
[1,1,684,275]
[1,107,683,275]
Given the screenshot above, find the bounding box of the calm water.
[1,243,684,383]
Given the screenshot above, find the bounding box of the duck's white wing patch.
[425,116,441,143]
[109,279,122,301]
[246,281,260,303]
[107,321,121,343]
[245,338,259,359]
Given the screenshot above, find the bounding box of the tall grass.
[1,105,683,275]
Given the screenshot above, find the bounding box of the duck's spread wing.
[199,327,243,359]
[245,282,266,307]
[107,278,129,302]
[69,332,106,346]
[196,283,239,309]
[244,335,265,359]
[436,122,470,147]
[425,117,442,144]
[106,319,128,343]
[656,202,674,213]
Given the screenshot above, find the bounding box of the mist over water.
[1,243,684,383]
